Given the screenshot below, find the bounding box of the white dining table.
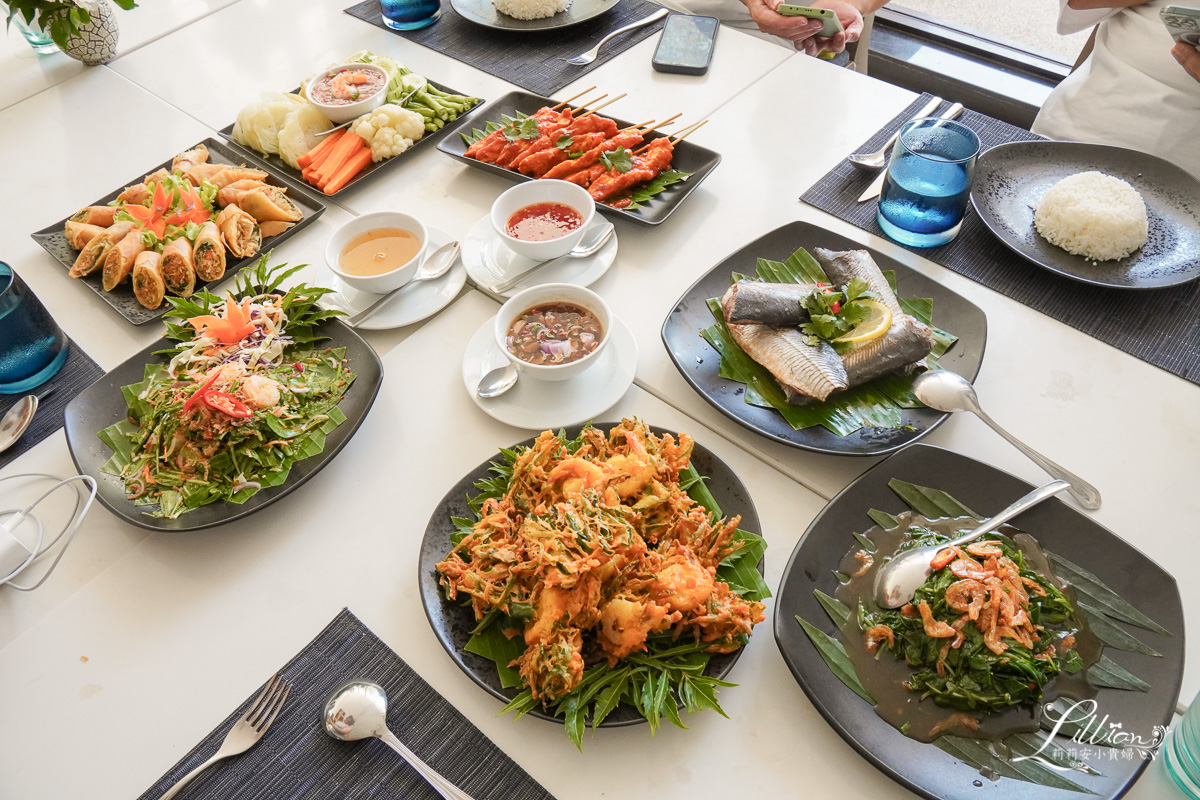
[0,1,1192,798]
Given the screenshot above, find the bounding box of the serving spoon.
[873,479,1072,608]
[0,395,39,455]
[324,681,475,800]
[346,241,461,327]
[913,370,1101,510]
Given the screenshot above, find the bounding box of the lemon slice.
[833,299,892,344]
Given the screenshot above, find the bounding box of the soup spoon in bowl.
[345,241,460,327]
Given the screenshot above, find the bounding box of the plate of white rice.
[970,141,1200,289]
[451,0,620,30]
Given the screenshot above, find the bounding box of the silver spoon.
[324,681,475,800]
[847,96,943,171]
[346,241,461,327]
[477,363,518,399]
[913,370,1102,510]
[490,222,615,294]
[0,396,38,455]
[873,479,1071,608]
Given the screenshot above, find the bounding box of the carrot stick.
[311,133,364,186]
[322,148,373,194]
[297,129,344,169]
[319,143,369,191]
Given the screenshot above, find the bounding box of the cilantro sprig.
[599,147,634,173]
[502,117,540,142]
[799,277,877,346]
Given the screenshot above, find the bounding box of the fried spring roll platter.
[61,144,300,310]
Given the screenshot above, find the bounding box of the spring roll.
[239,187,302,223]
[216,204,261,259]
[258,221,294,238]
[209,167,269,190]
[69,206,118,227]
[116,183,151,205]
[131,251,166,309]
[192,222,227,282]
[216,179,271,208]
[161,237,196,297]
[69,221,134,278]
[64,221,106,249]
[172,145,209,176]
[186,163,225,185]
[101,229,148,291]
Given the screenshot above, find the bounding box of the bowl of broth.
[490,179,595,261]
[325,211,428,293]
[494,283,611,382]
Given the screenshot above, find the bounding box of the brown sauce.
[506,302,603,365]
[339,228,421,276]
[506,202,583,241]
[833,512,1099,744]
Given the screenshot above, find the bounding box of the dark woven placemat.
[801,93,1200,386]
[0,339,102,470]
[346,0,666,96]
[138,608,555,800]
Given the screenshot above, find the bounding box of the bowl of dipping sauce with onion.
[325,211,428,294]
[490,179,595,261]
[495,283,611,382]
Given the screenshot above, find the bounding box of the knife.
[857,103,965,203]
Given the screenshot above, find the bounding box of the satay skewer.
[619,119,655,133]
[638,113,682,135]
[552,86,597,109]
[578,92,627,117]
[633,119,708,154]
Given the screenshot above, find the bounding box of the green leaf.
[795,616,874,704]
[1086,654,1151,692]
[887,478,980,520]
[1046,551,1170,635]
[814,589,852,628]
[599,146,633,173]
[867,508,903,529]
[502,117,539,141]
[1076,601,1162,657]
[936,735,1096,794]
[620,170,691,210]
[463,620,525,688]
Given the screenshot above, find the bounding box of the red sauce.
[506,202,583,241]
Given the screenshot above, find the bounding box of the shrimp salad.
[857,531,1079,716]
[436,419,768,738]
[99,259,354,519]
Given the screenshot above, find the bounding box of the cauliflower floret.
[350,104,425,162]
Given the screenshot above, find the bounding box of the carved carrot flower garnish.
[123,182,172,239]
[187,294,258,345]
[166,185,211,227]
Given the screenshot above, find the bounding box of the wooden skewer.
[669,119,708,143]
[619,119,655,133]
[552,86,596,109]
[578,92,627,118]
[572,93,609,113]
[639,112,681,135]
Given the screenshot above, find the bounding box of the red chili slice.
[202,391,252,418]
[182,371,222,414]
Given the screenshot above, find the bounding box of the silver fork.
[562,8,670,65]
[159,673,292,800]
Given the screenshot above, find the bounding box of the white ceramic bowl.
[494,283,612,382]
[490,180,595,261]
[305,63,388,124]
[325,211,428,294]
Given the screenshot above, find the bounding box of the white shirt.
[1032,0,1200,178]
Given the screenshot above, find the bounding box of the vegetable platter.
[220,50,483,197]
[438,90,722,226]
[31,137,325,326]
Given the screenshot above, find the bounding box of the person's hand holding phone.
[744,0,827,47]
[1172,40,1200,82]
[797,0,865,56]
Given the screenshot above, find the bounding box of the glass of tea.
[381,0,441,30]
[876,118,980,248]
[0,262,69,394]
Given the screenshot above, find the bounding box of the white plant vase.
[61,1,119,66]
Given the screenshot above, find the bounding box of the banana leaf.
[703,248,959,436]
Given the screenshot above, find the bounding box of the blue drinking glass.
[0,262,69,394]
[876,118,981,248]
[1165,693,1200,799]
[381,0,441,30]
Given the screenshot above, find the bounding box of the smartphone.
[776,4,843,38]
[1161,5,1200,51]
[651,14,719,75]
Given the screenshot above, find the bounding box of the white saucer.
[321,227,466,330]
[461,315,638,430]
[462,214,618,298]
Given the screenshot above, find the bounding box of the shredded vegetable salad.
[99,257,352,519]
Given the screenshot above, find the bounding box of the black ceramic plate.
[661,220,988,456]
[64,319,383,532]
[218,80,485,197]
[418,422,761,726]
[970,141,1200,289]
[437,90,721,226]
[451,0,620,30]
[31,138,325,326]
[774,444,1184,800]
